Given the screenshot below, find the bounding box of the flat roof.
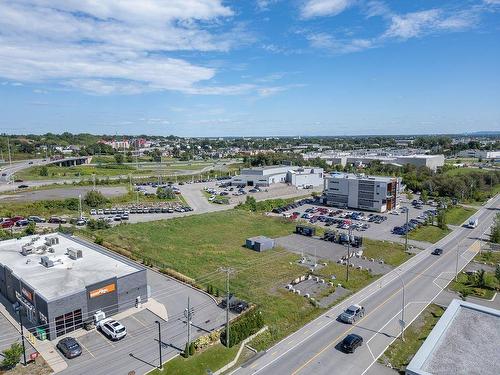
[406,299,500,375]
[0,234,142,301]
[328,173,396,183]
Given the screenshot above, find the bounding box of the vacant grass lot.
[446,206,477,226]
[96,210,377,353]
[378,304,445,372]
[151,343,239,375]
[408,225,451,244]
[475,250,500,265]
[363,238,412,266]
[449,272,498,300]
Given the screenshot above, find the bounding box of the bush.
[39,165,49,176]
[182,342,190,358]
[24,222,36,235]
[1,342,23,369]
[87,219,111,230]
[95,236,104,245]
[189,342,195,356]
[83,190,108,208]
[491,214,500,244]
[220,309,264,348]
[157,187,176,200]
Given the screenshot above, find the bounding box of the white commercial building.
[457,149,500,160]
[231,165,324,188]
[323,173,401,212]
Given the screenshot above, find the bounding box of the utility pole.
[7,137,12,166]
[155,320,163,369]
[455,243,460,282]
[184,297,194,354]
[219,267,234,347]
[346,226,352,282]
[78,194,82,219]
[18,308,27,366]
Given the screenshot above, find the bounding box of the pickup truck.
[339,304,365,324]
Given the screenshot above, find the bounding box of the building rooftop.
[406,299,500,375]
[0,234,142,301]
[328,173,396,182]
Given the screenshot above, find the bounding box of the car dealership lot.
[274,202,434,249]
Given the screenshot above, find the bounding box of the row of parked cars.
[90,204,193,217]
[1,215,67,228]
[271,198,316,215]
[392,209,438,235]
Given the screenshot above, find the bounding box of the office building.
[323,173,400,212]
[231,165,324,188]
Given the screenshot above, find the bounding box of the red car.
[1,220,14,228]
[10,216,25,223]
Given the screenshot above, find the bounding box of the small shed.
[246,236,275,252]
[296,225,315,237]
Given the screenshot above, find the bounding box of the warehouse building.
[406,299,500,375]
[0,234,148,340]
[323,173,400,212]
[231,165,324,187]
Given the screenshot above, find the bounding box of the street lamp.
[395,269,406,342]
[346,225,354,282]
[155,320,163,369]
[401,206,410,254]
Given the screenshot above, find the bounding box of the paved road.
[233,194,499,375]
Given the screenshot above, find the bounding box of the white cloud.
[383,9,478,40]
[0,1,259,95]
[301,0,355,19]
[308,33,373,53]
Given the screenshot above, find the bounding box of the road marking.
[271,351,278,356]
[366,341,376,361]
[131,315,147,327]
[290,235,482,375]
[79,341,95,358]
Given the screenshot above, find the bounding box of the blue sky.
[0,0,499,136]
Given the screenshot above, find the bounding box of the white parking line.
[131,315,147,327]
[78,341,95,359]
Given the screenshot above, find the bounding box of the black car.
[57,337,82,359]
[432,248,443,256]
[340,334,363,353]
[18,184,29,189]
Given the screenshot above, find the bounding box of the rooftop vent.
[67,247,83,260]
[45,235,59,246]
[21,245,35,256]
[40,256,54,268]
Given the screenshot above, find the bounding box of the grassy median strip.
[448,271,498,300]
[378,304,445,373]
[408,225,451,244]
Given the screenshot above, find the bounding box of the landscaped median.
[408,225,451,243]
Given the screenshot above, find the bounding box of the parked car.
[339,305,365,324]
[48,217,67,224]
[57,337,82,359]
[1,220,15,228]
[15,219,30,227]
[340,334,363,353]
[432,248,443,256]
[97,318,127,340]
[28,216,46,223]
[18,184,29,189]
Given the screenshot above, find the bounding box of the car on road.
[97,318,127,340]
[28,216,46,223]
[15,219,30,227]
[57,337,82,359]
[17,184,29,189]
[339,304,365,324]
[48,216,67,224]
[340,334,363,353]
[432,248,443,256]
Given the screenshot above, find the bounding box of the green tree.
[437,209,447,230]
[83,190,107,208]
[157,187,176,200]
[1,342,23,369]
[474,269,487,288]
[495,265,500,287]
[24,222,36,236]
[126,151,133,163]
[39,165,49,176]
[182,342,190,358]
[114,153,124,164]
[491,214,500,244]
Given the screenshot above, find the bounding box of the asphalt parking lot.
[275,201,434,249]
[58,268,229,375]
[0,308,36,358]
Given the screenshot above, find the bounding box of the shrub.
[94,236,104,245]
[220,309,264,348]
[157,187,176,200]
[83,190,108,208]
[87,219,111,230]
[189,342,195,356]
[39,165,49,176]
[1,342,23,369]
[182,342,190,358]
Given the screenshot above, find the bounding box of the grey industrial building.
[0,234,148,340]
[231,165,324,187]
[245,236,275,252]
[406,299,500,375]
[323,173,401,212]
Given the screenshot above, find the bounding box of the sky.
[0,0,499,137]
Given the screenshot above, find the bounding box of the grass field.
[378,304,445,372]
[94,210,378,352]
[475,250,500,265]
[408,225,451,243]
[445,206,477,226]
[151,343,239,375]
[363,238,412,266]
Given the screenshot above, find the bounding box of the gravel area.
[423,306,500,375]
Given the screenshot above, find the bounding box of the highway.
[233,194,499,375]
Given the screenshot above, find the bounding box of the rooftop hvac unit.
[40,256,54,268]
[45,236,59,246]
[67,247,83,260]
[21,245,35,256]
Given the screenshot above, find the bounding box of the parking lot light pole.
[155,320,162,369]
[18,308,27,366]
[404,207,409,254]
[219,267,234,348]
[346,226,352,282]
